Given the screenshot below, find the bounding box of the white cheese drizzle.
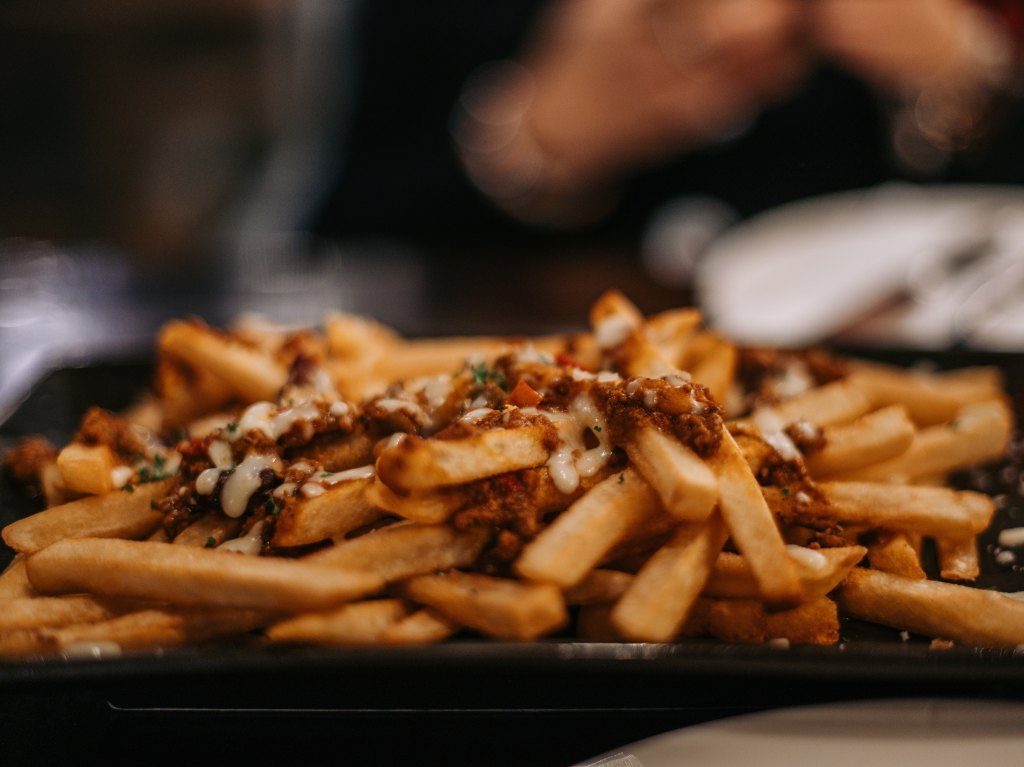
[300,482,326,498]
[219,520,266,555]
[195,468,222,496]
[523,394,613,494]
[229,400,322,444]
[110,465,134,488]
[220,454,282,518]
[208,440,234,470]
[999,528,1024,548]
[595,315,634,349]
[460,407,494,423]
[753,410,802,462]
[320,464,375,486]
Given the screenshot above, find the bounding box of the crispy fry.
[379,608,458,645]
[806,406,915,478]
[272,478,383,547]
[625,427,718,522]
[611,513,728,642]
[709,431,802,607]
[516,468,662,587]
[703,545,866,600]
[839,568,1024,647]
[741,379,872,431]
[865,531,926,580]
[266,599,408,645]
[160,321,287,403]
[0,596,133,631]
[173,514,243,548]
[563,569,635,605]
[27,538,384,612]
[832,400,1012,482]
[307,524,488,582]
[0,556,37,600]
[848,361,1003,426]
[56,443,119,495]
[577,603,622,641]
[2,479,173,553]
[396,571,566,640]
[936,536,980,581]
[364,478,466,524]
[697,597,839,645]
[689,336,737,407]
[376,426,550,492]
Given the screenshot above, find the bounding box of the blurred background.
[2,0,1024,407]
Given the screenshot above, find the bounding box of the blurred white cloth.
[690,184,1024,349]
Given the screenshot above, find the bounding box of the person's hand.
[455,0,809,221]
[809,0,1013,97]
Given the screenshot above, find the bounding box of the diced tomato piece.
[509,379,543,407]
[556,353,592,372]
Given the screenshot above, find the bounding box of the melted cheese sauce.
[208,440,234,470]
[595,315,634,349]
[220,454,282,518]
[195,468,222,496]
[110,465,134,488]
[219,520,266,555]
[524,394,613,494]
[753,410,801,462]
[321,464,375,486]
[229,400,322,444]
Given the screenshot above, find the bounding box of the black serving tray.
[3,352,1024,767]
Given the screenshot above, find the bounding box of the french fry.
[577,603,622,641]
[27,538,384,613]
[46,607,270,652]
[839,568,1024,647]
[396,571,567,640]
[56,443,119,495]
[291,432,374,472]
[865,531,926,580]
[380,608,458,645]
[376,426,550,492]
[39,461,73,508]
[563,569,635,605]
[160,321,287,403]
[0,556,37,600]
[364,478,466,524]
[808,482,995,538]
[936,537,980,581]
[832,400,1012,482]
[272,478,383,548]
[741,379,872,430]
[0,596,133,631]
[2,479,174,553]
[708,430,803,607]
[689,336,737,407]
[154,357,236,429]
[806,406,915,478]
[307,524,488,582]
[0,630,54,658]
[625,427,718,522]
[697,598,839,645]
[173,514,243,548]
[848,361,1003,426]
[703,545,867,600]
[516,468,663,587]
[611,513,728,642]
[266,599,408,645]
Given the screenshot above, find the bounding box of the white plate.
[694,184,1024,348]
[577,698,1024,767]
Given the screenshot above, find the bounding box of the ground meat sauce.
[593,378,723,459]
[785,421,826,455]
[73,406,150,458]
[737,348,849,411]
[3,437,56,488]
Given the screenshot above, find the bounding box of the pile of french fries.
[1,290,1020,657]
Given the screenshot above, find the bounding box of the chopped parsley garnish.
[320,472,332,478]
[204,536,216,548]
[593,425,602,432]
[226,421,239,433]
[137,453,174,484]
[781,487,791,496]
[470,362,507,390]
[264,497,282,516]
[121,482,134,493]
[617,473,625,484]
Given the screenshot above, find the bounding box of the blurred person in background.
[316,0,1024,244]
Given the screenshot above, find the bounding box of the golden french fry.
[376,426,550,492]
[697,598,839,645]
[703,545,866,600]
[626,427,718,522]
[936,536,980,582]
[291,432,374,472]
[806,406,915,478]
[364,478,466,524]
[848,361,1003,426]
[689,336,737,407]
[832,400,1012,482]
[516,468,663,587]
[708,430,802,608]
[173,514,243,548]
[0,596,133,631]
[2,479,174,553]
[39,461,73,508]
[0,556,37,600]
[740,379,872,432]
[808,482,994,538]
[563,569,635,606]
[47,607,270,652]
[307,524,488,582]
[160,321,287,403]
[56,443,118,495]
[839,568,1024,647]
[266,599,408,645]
[396,571,566,640]
[27,538,384,613]
[577,603,622,641]
[379,608,458,645]
[866,531,926,580]
[611,513,728,642]
[272,478,383,548]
